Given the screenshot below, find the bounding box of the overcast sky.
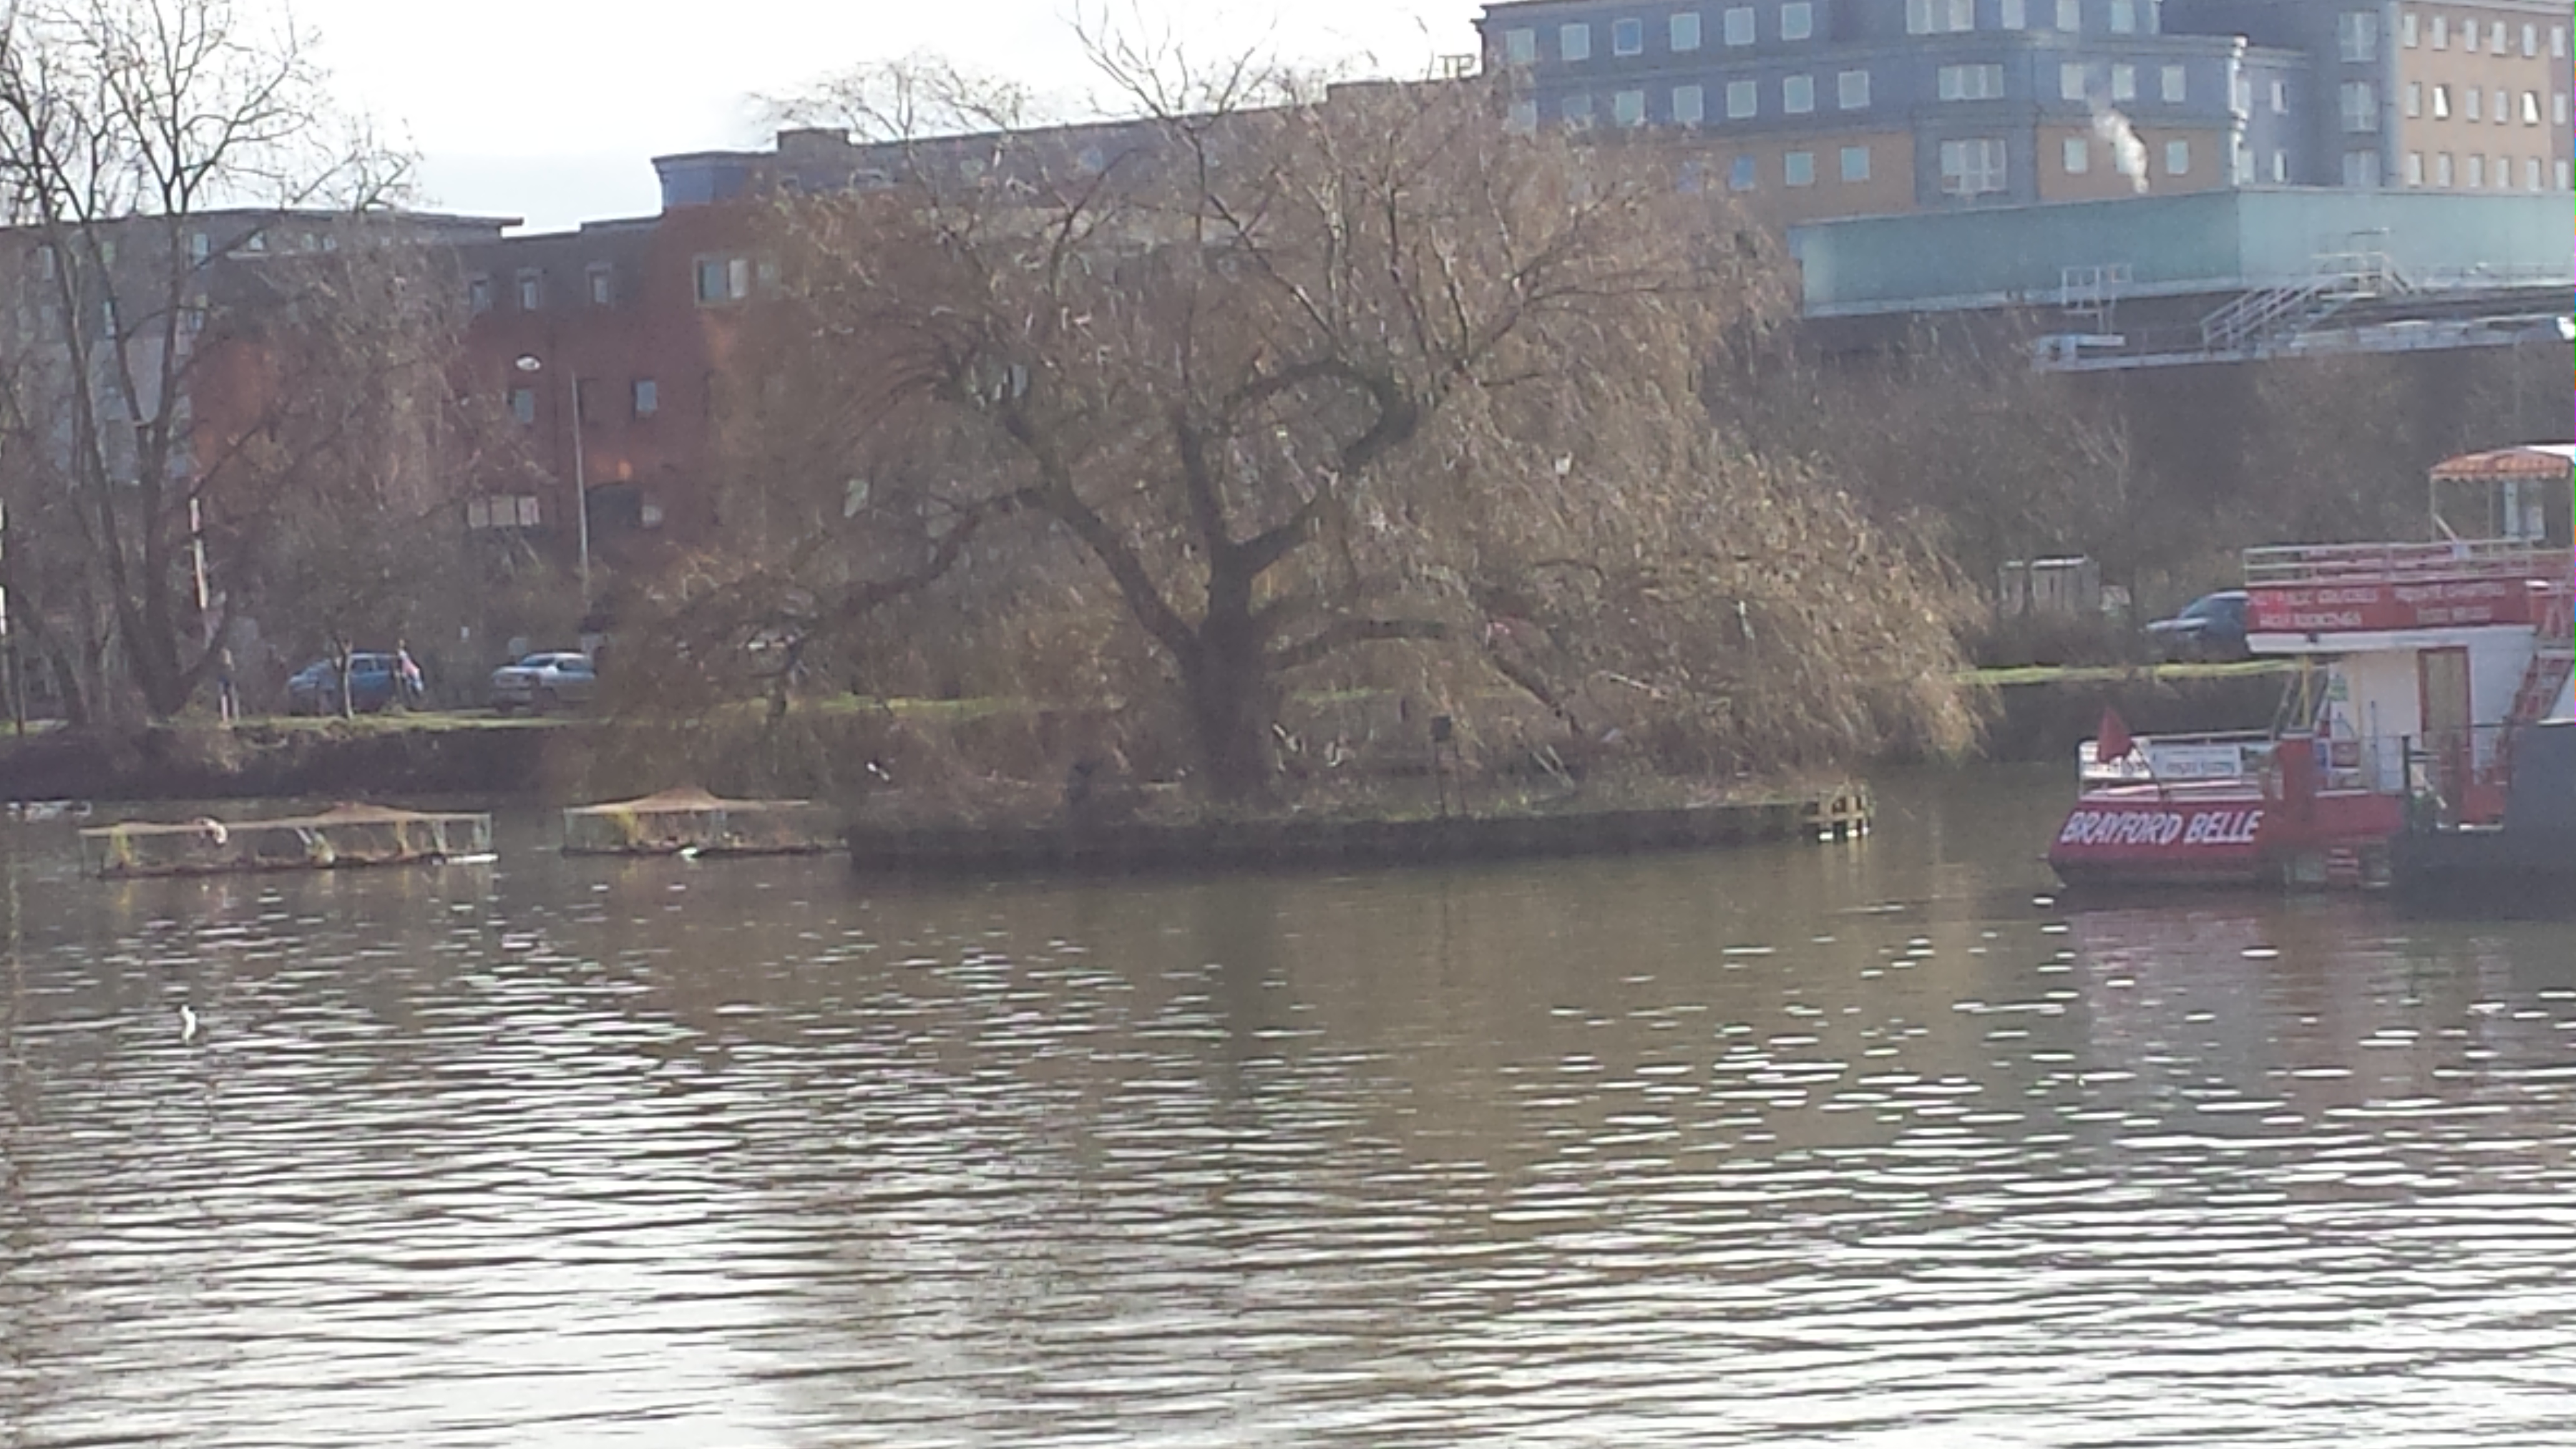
[282,0,1489,232]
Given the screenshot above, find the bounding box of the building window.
[2434,152,2452,185]
[2490,88,2505,124]
[2056,0,2079,29]
[2341,80,2378,131]
[2341,150,2380,186]
[1503,27,1537,63]
[1939,137,2007,194]
[2431,84,2449,119]
[2522,91,2541,124]
[1841,144,1871,180]
[1561,93,1594,127]
[2164,138,2190,175]
[1838,69,1871,108]
[509,388,537,426]
[2061,62,2089,100]
[2404,150,2424,185]
[2063,135,2091,172]
[1781,1,1814,39]
[587,266,614,306]
[633,378,658,417]
[1614,89,1647,125]
[695,255,751,303]
[2002,0,2026,27]
[2464,87,2479,121]
[2338,10,2377,61]
[2400,11,2416,46]
[2521,22,2537,56]
[2464,154,2482,187]
[468,275,492,315]
[1560,22,1591,60]
[1507,99,1539,133]
[2109,0,2134,32]
[2272,150,2290,182]
[1671,12,1702,50]
[1612,17,1644,54]
[1727,79,1759,117]
[1728,155,1759,190]
[1939,63,2006,100]
[516,271,542,311]
[2429,14,2445,49]
[2233,139,2255,183]
[1673,84,1705,123]
[2557,92,2569,127]
[1785,150,1817,185]
[1783,74,1815,112]
[1724,7,1755,44]
[2555,26,2567,58]
[2161,65,2185,102]
[188,232,211,264]
[2270,79,2287,113]
[2110,64,2135,101]
[1906,0,1973,33]
[2486,20,2504,53]
[2525,157,2543,191]
[2558,159,2570,192]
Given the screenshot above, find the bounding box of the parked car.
[488,651,598,715]
[286,653,406,715]
[2146,590,2252,661]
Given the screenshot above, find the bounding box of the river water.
[3,771,2573,1448]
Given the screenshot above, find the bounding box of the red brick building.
[455,200,771,558]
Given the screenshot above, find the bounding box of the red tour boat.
[2049,444,2575,892]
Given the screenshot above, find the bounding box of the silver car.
[488,651,598,715]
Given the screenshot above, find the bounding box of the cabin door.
[2419,647,2472,812]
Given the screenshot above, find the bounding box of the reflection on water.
[4,771,2575,1447]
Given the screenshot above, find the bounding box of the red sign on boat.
[2047,796,2268,886]
[2248,579,2542,634]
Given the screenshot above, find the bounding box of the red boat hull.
[2049,784,2406,891]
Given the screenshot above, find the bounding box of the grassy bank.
[2,660,2291,808]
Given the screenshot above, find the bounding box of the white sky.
[283,0,1490,232]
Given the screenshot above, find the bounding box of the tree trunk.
[1181,593,1276,804]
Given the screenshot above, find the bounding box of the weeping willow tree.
[686,40,1977,800]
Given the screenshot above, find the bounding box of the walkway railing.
[2243,539,2569,587]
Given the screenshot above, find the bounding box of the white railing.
[2079,731,2275,788]
[2242,539,2569,587]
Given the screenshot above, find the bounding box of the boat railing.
[2243,539,2569,587]
[2082,731,2476,799]
[2079,731,2275,789]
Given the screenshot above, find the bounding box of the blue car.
[286,653,407,715]
[2146,591,2252,663]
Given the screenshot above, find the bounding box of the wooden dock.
[846,783,1871,876]
[561,788,842,857]
[80,804,493,879]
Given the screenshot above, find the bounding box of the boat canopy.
[2431,444,2576,481]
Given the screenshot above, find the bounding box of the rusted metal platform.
[561,788,842,858]
[80,804,493,879]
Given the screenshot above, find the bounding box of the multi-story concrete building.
[1475,0,2572,218]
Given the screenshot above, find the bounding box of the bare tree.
[723,49,1974,801]
[0,0,439,721]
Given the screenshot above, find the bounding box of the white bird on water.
[179,1005,199,1043]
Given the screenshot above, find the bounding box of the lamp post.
[514,353,589,611]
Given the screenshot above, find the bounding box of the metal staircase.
[2494,588,2575,784]
[2199,251,2415,356]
